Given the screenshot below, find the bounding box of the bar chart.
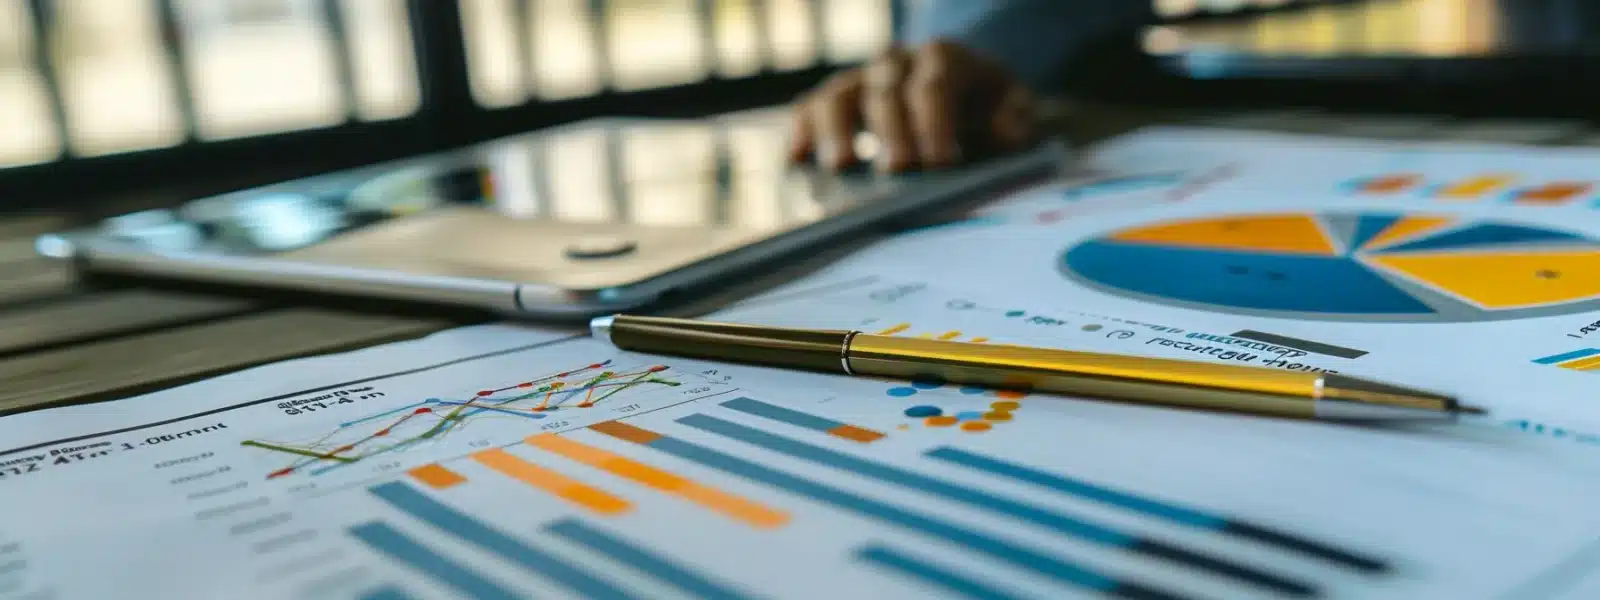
[14,275,1600,600]
[719,396,887,443]
[333,395,1389,600]
[1343,172,1599,205]
[1531,348,1600,372]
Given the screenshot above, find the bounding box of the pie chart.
[1061,211,1600,322]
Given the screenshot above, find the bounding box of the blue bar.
[368,482,643,600]
[856,545,1031,600]
[544,518,756,600]
[678,414,1133,545]
[624,435,1191,599]
[676,415,1314,597]
[923,447,1224,528]
[347,522,523,600]
[360,586,421,600]
[926,447,1386,573]
[1535,348,1600,364]
[719,397,846,433]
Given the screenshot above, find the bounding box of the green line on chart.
[242,440,358,462]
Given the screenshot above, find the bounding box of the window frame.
[3,0,882,212]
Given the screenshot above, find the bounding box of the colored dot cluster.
[887,378,1027,400]
[891,376,1024,434]
[1005,309,1107,333]
[902,400,1021,433]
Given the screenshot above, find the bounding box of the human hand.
[787,39,1037,173]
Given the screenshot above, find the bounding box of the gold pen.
[589,314,1484,421]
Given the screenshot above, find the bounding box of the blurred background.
[0,0,1529,209]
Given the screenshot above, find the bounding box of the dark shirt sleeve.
[899,0,1154,92]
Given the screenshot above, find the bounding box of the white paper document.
[825,128,1600,435]
[8,127,1600,600]
[1,276,1599,600]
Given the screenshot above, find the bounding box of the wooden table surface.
[3,104,1595,416]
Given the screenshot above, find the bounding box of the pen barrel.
[845,335,1328,418]
[606,315,851,374]
[596,316,1459,419]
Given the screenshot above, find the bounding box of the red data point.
[334,445,354,454]
[375,429,391,437]
[267,468,294,479]
[648,365,668,372]
[476,390,494,397]
[588,363,605,369]
[518,382,534,388]
[576,402,594,408]
[414,407,433,414]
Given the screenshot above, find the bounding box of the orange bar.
[472,449,632,515]
[970,337,990,343]
[527,432,790,528]
[1513,182,1592,205]
[827,424,886,443]
[876,323,911,335]
[936,330,962,340]
[1357,174,1420,194]
[1433,174,1515,200]
[590,420,661,444]
[1561,355,1600,371]
[408,464,467,489]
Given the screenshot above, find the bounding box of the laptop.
[1113,0,1600,114]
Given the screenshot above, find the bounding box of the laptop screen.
[1145,0,1600,63]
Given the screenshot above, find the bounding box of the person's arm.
[900,0,1155,93]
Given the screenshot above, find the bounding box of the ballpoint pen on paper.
[588,314,1486,422]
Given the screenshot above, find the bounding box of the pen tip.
[1457,405,1488,416]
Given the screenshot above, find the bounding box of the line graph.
[242,360,687,479]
